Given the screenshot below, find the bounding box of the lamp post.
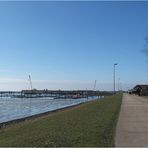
[118,77,120,91]
[113,63,118,94]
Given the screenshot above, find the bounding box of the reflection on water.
[0,96,104,123]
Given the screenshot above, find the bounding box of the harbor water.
[0,96,103,123]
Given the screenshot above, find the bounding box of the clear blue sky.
[0,1,148,91]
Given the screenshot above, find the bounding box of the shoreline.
[0,100,96,129]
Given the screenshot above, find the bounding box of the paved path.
[116,93,148,147]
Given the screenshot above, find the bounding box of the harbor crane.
[29,75,33,90]
[93,80,97,91]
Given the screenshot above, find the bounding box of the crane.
[28,75,33,90]
[93,80,97,91]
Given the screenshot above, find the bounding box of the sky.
[0,1,148,91]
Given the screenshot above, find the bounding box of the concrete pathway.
[116,93,148,147]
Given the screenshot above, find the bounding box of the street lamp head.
[114,63,118,66]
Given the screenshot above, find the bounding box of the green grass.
[0,94,122,147]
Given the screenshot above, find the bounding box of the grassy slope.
[0,94,122,147]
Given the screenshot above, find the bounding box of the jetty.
[0,89,113,98]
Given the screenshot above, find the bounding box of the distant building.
[132,85,148,96]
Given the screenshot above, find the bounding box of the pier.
[0,89,113,98]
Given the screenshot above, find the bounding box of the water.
[0,96,103,123]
